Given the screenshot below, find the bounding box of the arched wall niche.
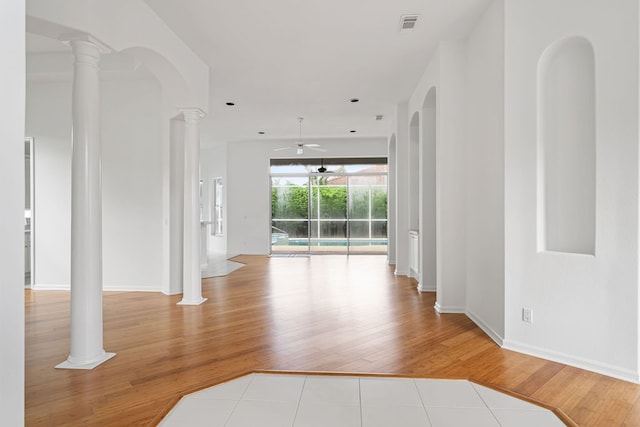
[537,36,596,255]
[421,86,437,291]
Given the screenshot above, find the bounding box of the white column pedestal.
[178,108,207,306]
[57,37,115,370]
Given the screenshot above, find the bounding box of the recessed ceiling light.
[225,102,235,106]
[350,130,356,133]
[350,98,359,103]
[258,131,265,135]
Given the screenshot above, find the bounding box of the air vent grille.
[375,115,384,121]
[400,15,419,31]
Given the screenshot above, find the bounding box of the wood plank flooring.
[25,255,640,426]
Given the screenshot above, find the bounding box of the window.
[270,158,388,255]
[212,178,223,236]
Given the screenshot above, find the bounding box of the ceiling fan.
[273,117,326,155]
[316,158,333,173]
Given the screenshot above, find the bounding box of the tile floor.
[159,373,567,427]
[201,255,244,278]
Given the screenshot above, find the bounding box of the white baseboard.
[465,309,504,347]
[32,283,161,292]
[103,286,159,292]
[32,283,70,291]
[502,339,640,384]
[434,302,465,314]
[417,282,435,292]
[394,268,409,276]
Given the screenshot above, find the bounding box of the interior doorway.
[24,137,35,288]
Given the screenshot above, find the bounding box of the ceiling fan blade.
[273,147,292,151]
[303,143,321,147]
[307,146,327,152]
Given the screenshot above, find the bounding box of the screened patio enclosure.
[270,158,388,255]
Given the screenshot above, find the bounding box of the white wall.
[26,71,165,291]
[433,41,467,312]
[227,138,388,255]
[26,81,72,286]
[387,135,397,265]
[101,77,163,289]
[464,0,505,341]
[27,0,209,112]
[0,1,25,424]
[406,42,467,311]
[167,117,184,295]
[393,104,410,276]
[503,0,640,382]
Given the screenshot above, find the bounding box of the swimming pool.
[283,238,388,247]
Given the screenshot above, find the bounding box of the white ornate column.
[57,37,115,369]
[178,108,207,305]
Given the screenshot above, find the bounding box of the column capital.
[62,34,111,55]
[179,108,206,124]
[63,35,110,70]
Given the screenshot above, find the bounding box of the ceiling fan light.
[297,147,304,155]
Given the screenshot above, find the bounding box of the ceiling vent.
[375,114,384,121]
[400,15,419,31]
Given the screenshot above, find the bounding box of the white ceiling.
[145,0,491,145]
[26,1,492,146]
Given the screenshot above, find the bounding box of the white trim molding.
[434,302,465,314]
[466,309,504,347]
[502,339,640,384]
[417,282,435,292]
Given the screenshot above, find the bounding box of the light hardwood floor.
[26,255,640,426]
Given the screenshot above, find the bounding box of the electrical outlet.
[522,307,533,323]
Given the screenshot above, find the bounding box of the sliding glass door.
[271,176,309,254]
[348,175,388,254]
[310,176,348,254]
[270,160,388,255]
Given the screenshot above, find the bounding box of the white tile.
[159,397,236,427]
[241,373,306,402]
[299,375,360,405]
[293,402,361,427]
[426,407,500,427]
[362,404,432,427]
[471,384,546,411]
[188,374,253,400]
[415,379,486,408]
[491,408,566,427]
[225,400,298,427]
[360,377,423,407]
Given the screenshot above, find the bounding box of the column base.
[177,297,208,306]
[434,301,443,313]
[55,352,116,370]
